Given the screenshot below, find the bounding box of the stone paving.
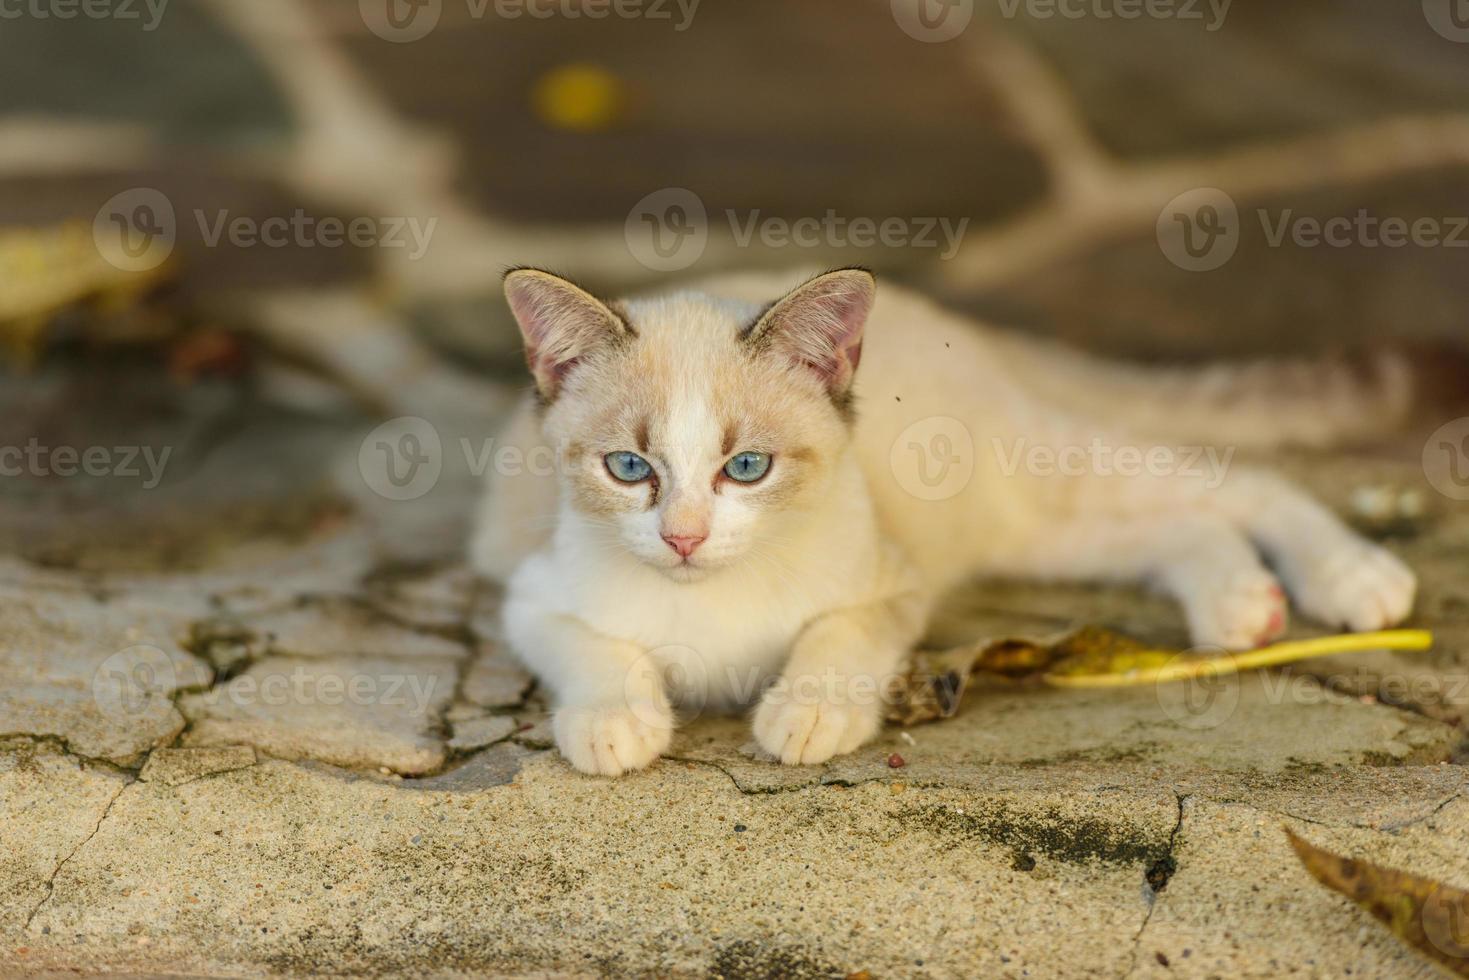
[0,1,1467,976]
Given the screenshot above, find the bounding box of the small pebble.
[887,753,906,768]
[733,824,746,833]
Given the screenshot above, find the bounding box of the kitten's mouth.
[658,556,714,581]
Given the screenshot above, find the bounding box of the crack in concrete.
[1124,792,1188,979]
[664,754,953,797]
[0,733,149,775]
[1211,788,1467,835]
[167,582,497,779]
[154,764,258,789]
[1378,790,1465,833]
[22,774,134,932]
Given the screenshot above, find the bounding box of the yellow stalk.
[1042,630,1435,689]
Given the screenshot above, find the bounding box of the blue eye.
[723,451,771,483]
[604,451,653,483]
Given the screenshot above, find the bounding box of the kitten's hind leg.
[1203,470,1416,633]
[1009,513,1289,651]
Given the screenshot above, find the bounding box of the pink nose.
[661,533,706,559]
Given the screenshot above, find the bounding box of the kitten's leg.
[1011,513,1289,650]
[503,599,673,777]
[752,591,925,766]
[470,396,559,583]
[1205,469,1416,632]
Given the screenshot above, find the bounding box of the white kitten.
[472,268,1417,776]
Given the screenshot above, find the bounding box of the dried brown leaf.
[1286,828,1469,976]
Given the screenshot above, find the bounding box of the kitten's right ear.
[504,269,631,399]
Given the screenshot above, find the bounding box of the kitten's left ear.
[745,268,875,397]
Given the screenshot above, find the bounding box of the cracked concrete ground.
[0,454,1465,976]
[3,0,1469,976]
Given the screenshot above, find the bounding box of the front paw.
[553,702,673,777]
[752,691,881,766]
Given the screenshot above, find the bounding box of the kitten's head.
[504,267,874,581]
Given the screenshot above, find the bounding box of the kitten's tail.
[988,334,1469,451]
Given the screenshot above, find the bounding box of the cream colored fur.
[472,269,1416,777]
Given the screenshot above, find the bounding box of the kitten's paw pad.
[553,703,672,777]
[1187,570,1289,651]
[752,696,880,766]
[1293,544,1416,633]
